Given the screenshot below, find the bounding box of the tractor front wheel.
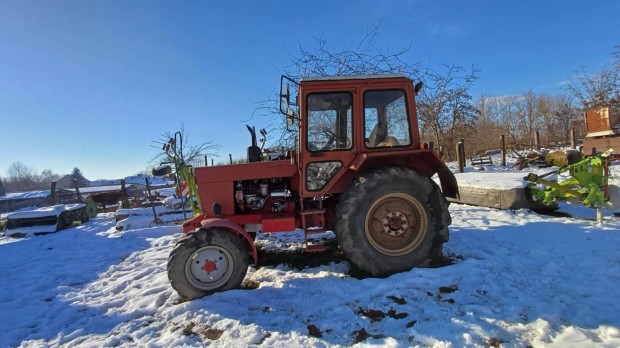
[168,228,249,300]
[336,167,450,277]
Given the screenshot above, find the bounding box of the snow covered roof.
[124,175,170,186]
[89,175,171,188]
[6,203,85,219]
[64,185,124,194]
[0,190,51,201]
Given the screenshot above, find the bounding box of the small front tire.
[168,228,249,300]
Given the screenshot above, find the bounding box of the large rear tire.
[336,167,450,277]
[168,228,249,300]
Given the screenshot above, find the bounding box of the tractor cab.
[280,74,457,199]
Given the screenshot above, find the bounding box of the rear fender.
[412,150,459,199]
[200,218,258,264]
[436,167,459,200]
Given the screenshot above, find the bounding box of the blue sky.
[1,0,618,180]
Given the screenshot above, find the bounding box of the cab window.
[364,90,411,147]
[306,92,352,152]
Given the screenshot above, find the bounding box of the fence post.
[500,135,506,167]
[50,181,57,205]
[428,141,434,150]
[120,179,130,208]
[534,130,540,149]
[570,127,576,149]
[229,154,233,164]
[456,142,464,173]
[146,177,160,224]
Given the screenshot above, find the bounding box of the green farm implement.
[526,150,617,222]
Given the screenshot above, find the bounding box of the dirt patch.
[352,328,385,344]
[428,254,462,268]
[488,337,505,347]
[439,285,458,293]
[307,324,323,338]
[356,307,386,322]
[182,322,196,336]
[200,325,223,340]
[387,308,409,319]
[387,295,407,305]
[242,279,260,290]
[406,320,417,328]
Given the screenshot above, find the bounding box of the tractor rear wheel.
[168,228,249,300]
[336,167,450,277]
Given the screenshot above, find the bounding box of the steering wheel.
[321,127,338,150]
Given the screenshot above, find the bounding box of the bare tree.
[553,96,583,143]
[5,162,40,192]
[286,26,425,80]
[40,169,61,184]
[253,24,428,149]
[417,64,480,160]
[257,24,479,157]
[564,45,620,110]
[151,124,221,168]
[469,94,507,153]
[521,90,543,144]
[3,163,65,192]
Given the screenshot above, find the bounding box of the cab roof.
[299,74,409,83]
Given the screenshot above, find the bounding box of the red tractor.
[167,74,459,299]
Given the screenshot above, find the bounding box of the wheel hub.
[186,246,232,287]
[365,193,429,256]
[202,259,218,273]
[384,212,408,236]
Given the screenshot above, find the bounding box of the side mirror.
[284,83,290,109]
[286,109,295,127]
[414,81,424,95]
[279,75,299,126]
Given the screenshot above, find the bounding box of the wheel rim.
[185,245,234,291]
[364,193,428,256]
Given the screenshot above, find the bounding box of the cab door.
[299,90,357,197]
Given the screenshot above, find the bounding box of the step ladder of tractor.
[299,201,327,252]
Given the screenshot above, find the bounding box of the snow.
[0,190,50,201]
[453,172,530,190]
[4,224,59,235]
[1,161,619,347]
[115,206,193,231]
[154,187,176,197]
[116,206,170,217]
[1,202,619,346]
[6,204,85,219]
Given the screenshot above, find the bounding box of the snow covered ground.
[1,160,619,347]
[0,203,619,347]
